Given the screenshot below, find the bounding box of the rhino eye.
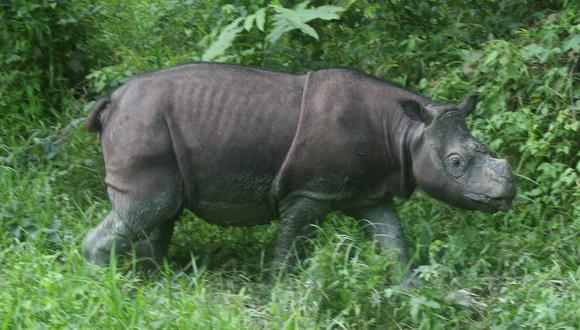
[446,154,466,177]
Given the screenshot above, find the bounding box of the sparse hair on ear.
[400,99,434,125]
[457,93,480,116]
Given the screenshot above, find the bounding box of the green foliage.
[202,1,345,61]
[0,0,106,119]
[1,0,578,328]
[266,2,344,43]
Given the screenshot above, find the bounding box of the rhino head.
[402,94,517,212]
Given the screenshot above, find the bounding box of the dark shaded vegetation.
[1,0,578,328]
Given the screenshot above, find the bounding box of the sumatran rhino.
[83,63,516,284]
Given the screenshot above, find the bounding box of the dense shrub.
[0,0,578,328]
[0,1,109,117]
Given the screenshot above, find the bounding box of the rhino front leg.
[271,197,330,275]
[348,202,420,288]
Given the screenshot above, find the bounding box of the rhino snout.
[490,158,514,179]
[480,158,517,211]
[460,158,516,213]
[490,158,516,192]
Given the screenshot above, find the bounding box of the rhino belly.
[186,173,277,226]
[191,201,274,226]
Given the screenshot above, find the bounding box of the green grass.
[1,0,579,328]
[0,110,578,328]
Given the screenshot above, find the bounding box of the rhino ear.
[457,93,480,116]
[400,99,435,125]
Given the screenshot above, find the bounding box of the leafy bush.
[201,1,345,62]
[0,0,578,328]
[0,0,106,117]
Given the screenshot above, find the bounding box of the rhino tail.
[85,96,110,132]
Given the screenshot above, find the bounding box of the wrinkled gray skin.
[83,63,516,285]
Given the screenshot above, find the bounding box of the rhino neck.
[381,100,422,199]
[395,118,420,198]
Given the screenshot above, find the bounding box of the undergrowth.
[1,0,578,328]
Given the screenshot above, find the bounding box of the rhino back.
[128,64,305,223]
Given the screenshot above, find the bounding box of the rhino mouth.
[461,192,512,212]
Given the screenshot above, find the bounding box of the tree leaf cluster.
[0,0,578,328]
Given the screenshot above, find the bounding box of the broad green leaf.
[522,43,546,59]
[202,17,244,61]
[255,8,266,32]
[266,22,289,44]
[293,5,344,22]
[294,1,310,11]
[483,50,499,65]
[244,14,255,32]
[562,33,580,51]
[266,2,344,43]
[274,7,319,40]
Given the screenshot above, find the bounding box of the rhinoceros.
[83,63,516,284]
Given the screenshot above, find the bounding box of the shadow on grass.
[166,210,279,279]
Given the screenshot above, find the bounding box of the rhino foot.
[82,211,133,265]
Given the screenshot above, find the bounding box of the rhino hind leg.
[83,179,183,266]
[83,209,131,265]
